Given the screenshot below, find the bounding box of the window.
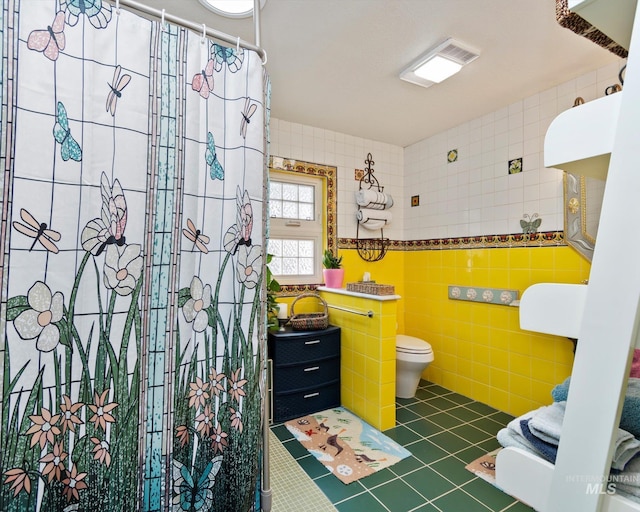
[268,157,337,289]
[199,0,267,18]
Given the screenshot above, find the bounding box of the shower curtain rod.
[107,0,267,63]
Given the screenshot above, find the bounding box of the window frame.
[268,156,337,293]
[269,171,323,284]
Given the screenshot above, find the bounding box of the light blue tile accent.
[152,352,165,387]
[161,232,173,263]
[157,266,169,308]
[152,386,164,427]
[149,439,163,478]
[154,309,168,350]
[149,309,158,341]
[153,235,165,265]
[144,432,156,477]
[144,22,179,511]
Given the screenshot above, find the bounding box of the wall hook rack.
[355,152,391,262]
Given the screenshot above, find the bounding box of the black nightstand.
[267,325,341,423]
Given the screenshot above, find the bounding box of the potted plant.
[266,254,282,330]
[322,249,344,288]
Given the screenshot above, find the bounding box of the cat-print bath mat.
[285,407,411,484]
[465,448,501,485]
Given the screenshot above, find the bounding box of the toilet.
[396,334,434,398]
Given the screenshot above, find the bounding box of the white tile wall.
[269,61,625,242]
[269,119,404,241]
[403,61,623,240]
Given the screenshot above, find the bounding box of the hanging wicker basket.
[289,292,329,331]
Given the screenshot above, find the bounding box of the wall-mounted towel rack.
[327,304,374,317]
[355,153,391,261]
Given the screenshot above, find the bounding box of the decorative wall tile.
[508,157,523,174]
[338,230,565,251]
[448,285,519,305]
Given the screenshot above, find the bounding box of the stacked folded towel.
[552,377,640,437]
[497,401,640,470]
[355,189,394,210]
[611,452,640,503]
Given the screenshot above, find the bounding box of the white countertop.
[316,286,401,301]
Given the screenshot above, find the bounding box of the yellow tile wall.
[339,245,590,417]
[318,289,398,431]
[339,250,406,334]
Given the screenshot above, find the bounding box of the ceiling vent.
[400,38,480,88]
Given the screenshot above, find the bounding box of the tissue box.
[346,282,395,295]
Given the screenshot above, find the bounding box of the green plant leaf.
[6,295,29,322]
[177,287,191,308]
[55,317,71,348]
[206,305,217,328]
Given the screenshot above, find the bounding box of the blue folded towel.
[552,377,640,438]
[498,400,640,471]
[520,419,557,463]
[496,410,540,454]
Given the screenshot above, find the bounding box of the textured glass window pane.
[282,201,298,219]
[269,201,282,218]
[268,239,282,256]
[282,239,298,257]
[269,258,282,275]
[298,185,314,203]
[282,183,298,201]
[298,240,314,257]
[270,182,282,200]
[282,258,298,275]
[298,258,314,275]
[269,181,316,221]
[269,238,317,278]
[298,204,313,220]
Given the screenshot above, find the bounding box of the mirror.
[564,172,605,261]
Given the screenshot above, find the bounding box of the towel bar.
[327,304,374,317]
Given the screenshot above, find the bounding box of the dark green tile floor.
[270,380,535,512]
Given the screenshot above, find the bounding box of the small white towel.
[356,208,392,230]
[528,401,565,444]
[355,189,394,210]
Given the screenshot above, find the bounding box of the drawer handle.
[304,340,321,345]
[303,392,319,399]
[304,366,320,372]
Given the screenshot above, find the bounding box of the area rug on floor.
[284,407,411,484]
[465,447,501,485]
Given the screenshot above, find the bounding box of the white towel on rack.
[355,189,394,210]
[357,208,392,230]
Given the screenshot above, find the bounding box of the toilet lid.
[397,334,432,355]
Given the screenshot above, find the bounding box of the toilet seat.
[396,334,433,355]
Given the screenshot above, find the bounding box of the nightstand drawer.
[273,357,340,391]
[273,382,340,423]
[271,328,340,365]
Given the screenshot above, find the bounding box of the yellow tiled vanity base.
[318,290,398,431]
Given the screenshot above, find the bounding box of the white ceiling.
[144,0,621,147]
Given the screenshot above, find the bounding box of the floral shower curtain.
[0,1,267,511]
